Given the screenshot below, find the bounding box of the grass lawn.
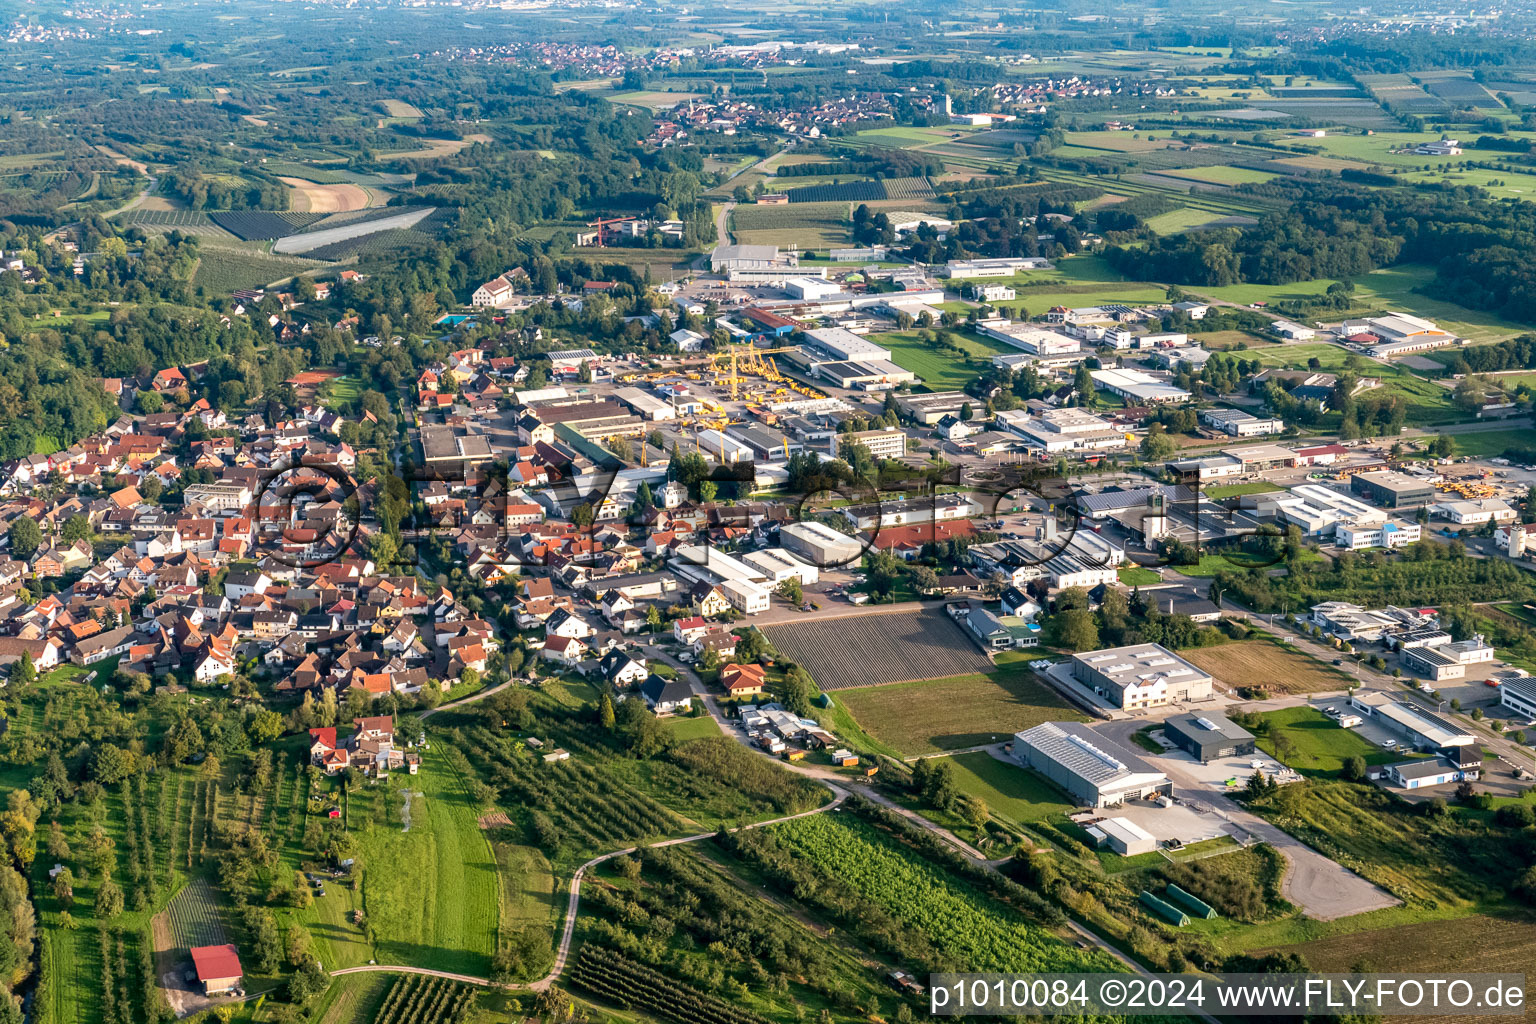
[320,376,362,405]
[669,714,722,741]
[1404,165,1536,202]
[946,750,1076,824]
[1253,707,1403,775]
[1171,549,1320,576]
[1118,566,1163,586]
[865,328,1021,390]
[356,745,499,975]
[1436,428,1534,459]
[1202,481,1284,499]
[835,665,1086,757]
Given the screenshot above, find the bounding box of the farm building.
[1162,712,1255,763]
[190,944,243,996]
[1012,722,1171,809]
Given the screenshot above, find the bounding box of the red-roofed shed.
[189,944,243,995]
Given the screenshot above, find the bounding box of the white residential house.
[544,608,595,639]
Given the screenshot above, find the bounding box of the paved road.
[714,200,735,246]
[1091,717,1400,920]
[417,679,513,720]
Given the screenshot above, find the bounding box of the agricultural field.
[606,89,706,110]
[1156,165,1279,186]
[784,176,933,204]
[377,133,492,160]
[380,99,425,118]
[763,607,994,690]
[573,844,896,1024]
[1251,707,1402,774]
[443,702,828,874]
[369,974,477,1024]
[191,248,322,292]
[313,973,393,1024]
[159,878,228,949]
[766,814,1119,973]
[730,201,850,248]
[209,210,322,240]
[833,664,1085,756]
[274,206,437,254]
[279,177,372,213]
[1181,639,1354,695]
[1143,207,1227,234]
[847,124,979,149]
[1271,914,1536,1013]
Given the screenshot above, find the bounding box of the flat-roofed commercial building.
[1335,519,1421,550]
[1499,676,1536,720]
[1349,692,1476,758]
[613,386,676,421]
[946,257,1051,278]
[816,360,917,390]
[1090,368,1191,405]
[1089,816,1157,855]
[781,521,863,567]
[995,408,1126,454]
[843,427,909,461]
[1071,643,1214,710]
[741,548,820,586]
[1012,722,1171,809]
[1163,712,1255,763]
[1201,408,1286,437]
[974,321,1080,355]
[1399,635,1497,681]
[895,391,969,425]
[420,426,496,475]
[1350,470,1436,509]
[803,327,891,363]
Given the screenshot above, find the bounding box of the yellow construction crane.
[713,344,805,401]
